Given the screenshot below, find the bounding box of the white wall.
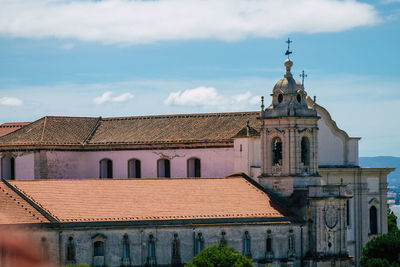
[317,115,345,166]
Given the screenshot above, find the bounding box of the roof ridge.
[83,117,102,145]
[102,111,259,121]
[40,116,48,143]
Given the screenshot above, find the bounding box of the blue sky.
[0,0,399,157]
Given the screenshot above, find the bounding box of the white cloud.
[0,97,22,106]
[0,0,380,45]
[232,91,251,103]
[165,87,221,106]
[94,91,134,104]
[61,43,75,50]
[165,87,260,108]
[250,96,262,105]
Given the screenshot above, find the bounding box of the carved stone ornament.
[324,206,338,229]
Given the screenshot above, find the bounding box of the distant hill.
[359,156,400,186]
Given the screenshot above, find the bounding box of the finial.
[284,59,293,74]
[285,38,293,59]
[246,120,250,128]
[300,70,307,86]
[261,96,265,111]
[246,120,250,136]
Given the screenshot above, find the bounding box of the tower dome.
[262,58,317,118]
[273,59,304,94]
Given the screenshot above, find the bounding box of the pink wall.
[44,148,234,179]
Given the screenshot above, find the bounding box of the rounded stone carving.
[325,206,338,229]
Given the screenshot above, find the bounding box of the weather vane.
[300,70,307,86]
[285,38,292,59]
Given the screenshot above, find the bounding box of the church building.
[0,52,393,267]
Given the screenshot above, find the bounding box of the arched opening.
[157,159,171,178]
[99,159,113,178]
[122,234,130,261]
[41,237,49,260]
[243,231,251,257]
[301,137,310,166]
[370,206,378,234]
[94,241,104,257]
[271,137,282,166]
[128,159,141,178]
[219,231,226,245]
[278,94,283,103]
[66,236,75,264]
[147,234,156,267]
[195,233,204,255]
[187,158,201,177]
[1,155,15,180]
[171,233,181,267]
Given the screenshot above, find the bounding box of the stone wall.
[35,223,305,267]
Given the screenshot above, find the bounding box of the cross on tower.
[300,70,308,86]
[285,38,293,59]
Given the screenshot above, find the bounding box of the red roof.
[5,176,292,224]
[0,122,31,137]
[0,182,48,224]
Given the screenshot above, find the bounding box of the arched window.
[99,159,113,178]
[122,234,130,260]
[195,233,204,255]
[243,231,251,256]
[157,159,171,178]
[370,206,378,234]
[66,236,75,264]
[271,137,282,166]
[301,137,310,166]
[128,159,141,178]
[41,237,49,260]
[171,233,181,267]
[147,234,156,267]
[92,234,106,267]
[219,231,226,245]
[1,155,15,180]
[187,158,201,177]
[94,241,104,257]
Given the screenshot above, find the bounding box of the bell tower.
[259,44,319,196]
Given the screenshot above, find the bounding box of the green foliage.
[184,244,253,267]
[360,230,400,266]
[388,208,399,233]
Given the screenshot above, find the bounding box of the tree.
[185,244,253,267]
[388,207,399,233]
[360,230,400,266]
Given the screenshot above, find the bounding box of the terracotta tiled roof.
[0,116,99,145]
[232,125,260,138]
[0,112,260,147]
[0,122,31,137]
[8,177,290,223]
[0,181,49,225]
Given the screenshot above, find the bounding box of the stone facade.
[0,58,393,267]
